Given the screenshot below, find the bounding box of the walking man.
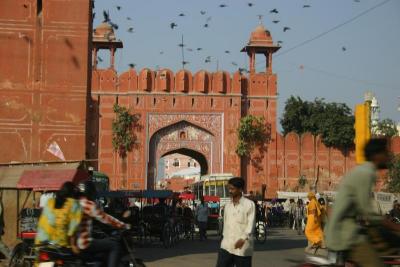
[294,199,305,235]
[289,199,296,229]
[216,177,255,267]
[196,197,208,241]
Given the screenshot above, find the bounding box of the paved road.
[135,228,307,267]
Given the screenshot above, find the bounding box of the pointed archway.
[147,120,221,189]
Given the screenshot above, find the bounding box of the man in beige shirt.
[216,177,255,267]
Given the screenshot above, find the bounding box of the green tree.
[386,154,400,193]
[280,96,355,149]
[375,118,399,137]
[316,102,355,148]
[236,115,271,157]
[112,104,140,157]
[280,96,312,135]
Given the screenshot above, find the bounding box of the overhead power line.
[257,0,392,66]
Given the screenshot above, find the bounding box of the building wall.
[274,133,400,194]
[0,0,91,163]
[92,68,247,190]
[91,65,400,196]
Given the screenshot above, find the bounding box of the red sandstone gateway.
[1,1,399,200]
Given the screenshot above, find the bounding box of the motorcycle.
[299,250,400,267]
[36,229,145,267]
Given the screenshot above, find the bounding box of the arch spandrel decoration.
[154,122,213,163]
[148,113,222,138]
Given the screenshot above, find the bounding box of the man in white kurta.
[216,177,255,267]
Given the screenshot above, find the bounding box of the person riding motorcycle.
[76,181,129,267]
[325,138,400,267]
[35,181,81,253]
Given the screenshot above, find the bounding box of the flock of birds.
[94,1,359,71]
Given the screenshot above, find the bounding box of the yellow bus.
[191,173,233,207]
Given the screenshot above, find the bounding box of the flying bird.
[170,22,177,29]
[128,63,136,68]
[200,10,206,15]
[231,62,238,66]
[205,56,211,63]
[116,5,121,11]
[277,40,283,45]
[283,26,291,32]
[225,50,230,54]
[159,51,164,55]
[342,46,347,51]
[102,10,110,22]
[247,3,254,7]
[272,20,280,24]
[182,61,189,66]
[110,22,119,30]
[178,43,185,48]
[126,17,132,21]
[204,24,209,28]
[270,9,278,14]
[239,67,249,74]
[97,56,103,62]
[127,27,134,33]
[179,13,185,17]
[303,5,311,8]
[219,4,227,8]
[197,48,203,51]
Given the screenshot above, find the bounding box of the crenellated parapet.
[92,68,249,95]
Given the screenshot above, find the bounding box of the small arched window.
[180,131,186,139]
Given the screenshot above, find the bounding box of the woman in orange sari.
[305,192,324,249]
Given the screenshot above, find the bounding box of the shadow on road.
[135,228,307,263]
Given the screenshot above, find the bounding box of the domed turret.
[248,24,273,46]
[92,22,123,69]
[93,22,116,42]
[241,23,280,74]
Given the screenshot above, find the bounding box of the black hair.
[82,180,97,201]
[228,177,245,190]
[55,181,76,209]
[364,138,388,161]
[318,198,326,205]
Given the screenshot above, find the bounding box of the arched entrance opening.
[162,148,208,176]
[156,148,209,190]
[147,120,219,189]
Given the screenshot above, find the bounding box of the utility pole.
[180,34,185,70]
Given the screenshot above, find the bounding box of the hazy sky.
[93,0,400,129]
